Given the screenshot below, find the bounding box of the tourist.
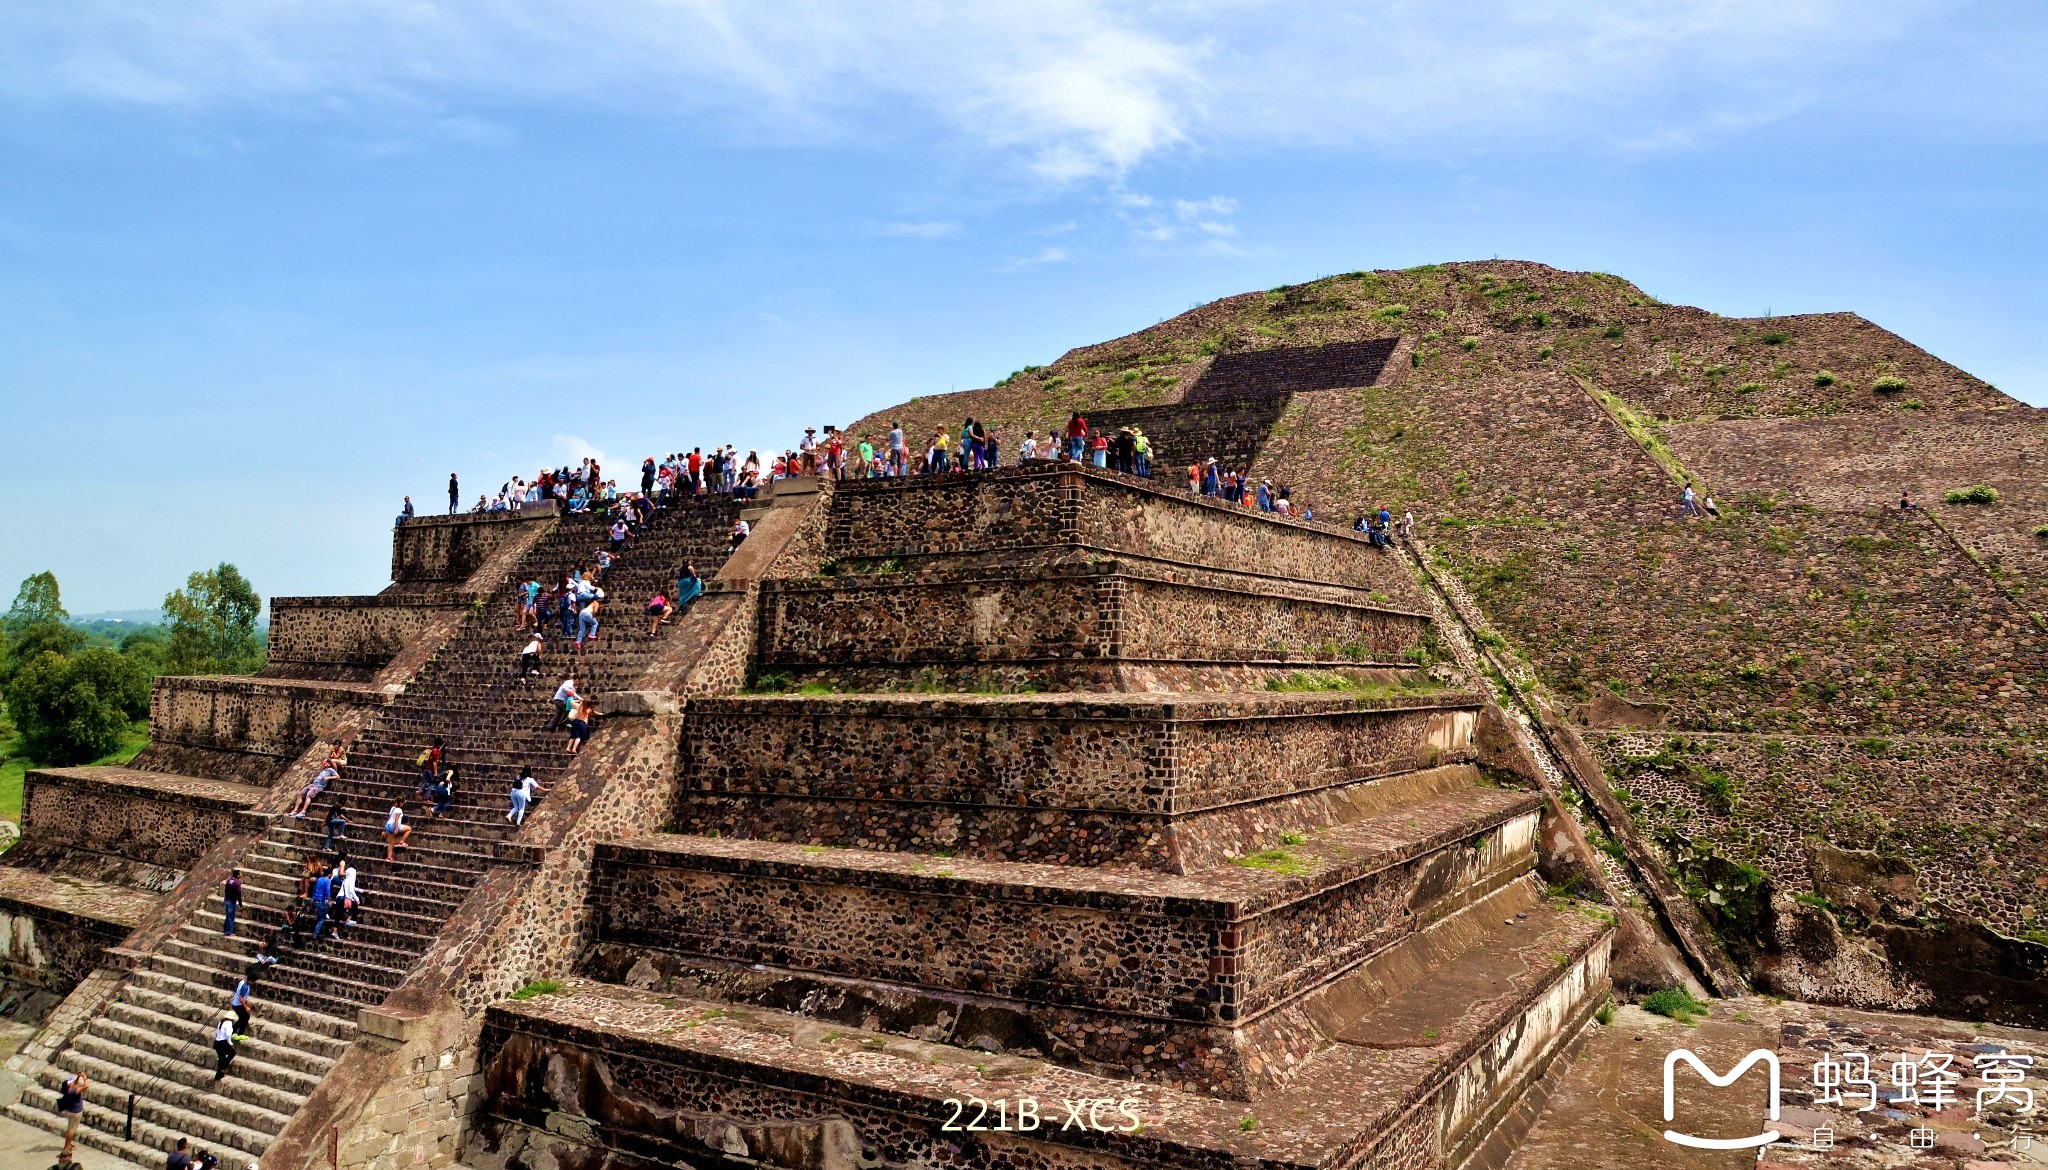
[1090,429,1109,468]
[1680,484,1701,518]
[447,472,459,515]
[565,695,593,754]
[641,456,656,495]
[288,758,338,819]
[221,869,242,937]
[321,802,348,851]
[397,496,414,525]
[228,971,252,1035]
[254,930,282,967]
[1703,496,1722,519]
[646,591,673,635]
[212,1013,237,1082]
[674,563,703,612]
[382,803,413,861]
[167,1137,191,1170]
[414,738,443,799]
[1399,511,1417,541]
[519,632,543,678]
[55,1068,86,1162]
[575,596,601,650]
[509,766,547,825]
[295,855,325,901]
[310,865,334,938]
[550,677,578,729]
[517,577,540,630]
[336,858,360,927]
[1019,433,1038,461]
[1133,428,1151,478]
[429,764,457,818]
[1065,412,1088,460]
[925,428,949,474]
[728,517,751,553]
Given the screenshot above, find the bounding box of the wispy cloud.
[882,221,962,239]
[0,0,2010,181]
[551,433,608,468]
[1002,246,1071,271]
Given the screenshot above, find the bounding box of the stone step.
[62,1030,309,1125]
[161,935,406,997]
[677,692,1483,871]
[588,785,1542,1096]
[107,996,346,1070]
[473,894,1608,1170]
[239,847,485,902]
[128,968,355,1040]
[6,1098,253,1170]
[255,829,497,874]
[227,868,470,922]
[21,1068,274,1161]
[150,951,379,1019]
[197,903,437,956]
[180,920,425,974]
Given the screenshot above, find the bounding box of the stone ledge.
[0,868,159,932]
[24,766,268,812]
[688,689,1482,721]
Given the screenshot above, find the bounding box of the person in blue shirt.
[311,869,334,939]
[229,973,253,1034]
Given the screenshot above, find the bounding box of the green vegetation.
[1238,1116,1258,1132]
[1459,336,1479,351]
[1760,331,1789,345]
[1601,324,1624,339]
[1232,848,1314,876]
[1375,304,1408,320]
[1872,374,1908,394]
[162,564,265,676]
[1811,370,1837,388]
[1943,484,1999,505]
[1901,398,1925,410]
[1594,998,1617,1026]
[511,978,566,1000]
[1538,345,1553,360]
[1279,831,1306,846]
[1263,671,1438,698]
[1585,383,1704,492]
[1641,987,1711,1023]
[2033,525,2048,540]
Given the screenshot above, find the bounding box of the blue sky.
[2,1,2044,614]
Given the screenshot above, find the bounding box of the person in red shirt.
[1065,412,1088,460]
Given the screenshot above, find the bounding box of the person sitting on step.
[288,758,340,819]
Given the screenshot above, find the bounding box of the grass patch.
[1811,370,1837,387]
[1586,382,1704,492]
[1375,304,1408,320]
[1872,374,1908,394]
[1641,986,1711,1024]
[1595,998,1617,1025]
[1943,484,1999,505]
[1735,382,1763,394]
[1263,671,1438,699]
[511,978,565,1000]
[1901,398,1925,410]
[1279,831,1306,846]
[2033,525,2048,540]
[1601,324,1624,339]
[1760,331,1789,345]
[1231,849,1314,877]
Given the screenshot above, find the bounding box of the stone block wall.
[826,466,1426,605]
[677,696,1478,869]
[0,904,126,997]
[20,768,258,871]
[390,506,558,584]
[147,676,383,764]
[757,562,1426,677]
[265,595,469,677]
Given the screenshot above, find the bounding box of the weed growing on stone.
[1232,848,1313,876]
[511,978,565,1000]
[1594,998,1616,1025]
[1641,987,1711,1024]
[2033,525,2048,539]
[1280,831,1306,846]
[1239,1117,1259,1132]
[1812,370,1837,387]
[1872,374,1908,394]
[1944,484,1999,505]
[1735,382,1763,394]
[1760,331,1789,345]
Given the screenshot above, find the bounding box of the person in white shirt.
[1019,435,1038,461]
[509,767,549,825]
[336,861,360,927]
[519,634,543,678]
[382,804,412,861]
[212,1014,238,1081]
[728,518,751,553]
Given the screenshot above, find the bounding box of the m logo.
[1662,1048,1783,1150]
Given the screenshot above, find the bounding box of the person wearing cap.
[55,1068,87,1161]
[212,1013,238,1081]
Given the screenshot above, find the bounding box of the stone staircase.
[467,466,1616,1170]
[6,493,740,1169]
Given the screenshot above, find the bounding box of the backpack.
[415,749,432,768]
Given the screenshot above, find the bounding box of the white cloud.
[882,221,962,239]
[0,0,2016,180]
[1002,246,1071,271]
[551,433,608,468]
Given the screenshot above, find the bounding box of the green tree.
[8,648,140,765]
[1,572,84,694]
[163,563,264,675]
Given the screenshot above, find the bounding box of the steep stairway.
[7,493,740,1169]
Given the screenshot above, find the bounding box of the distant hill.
[69,609,166,626]
[848,259,2048,1024]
